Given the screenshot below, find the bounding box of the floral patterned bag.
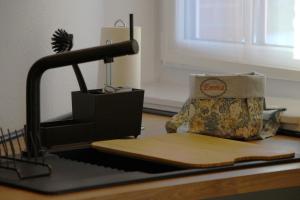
[166,73,268,140]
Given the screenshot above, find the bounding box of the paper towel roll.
[101,27,141,89]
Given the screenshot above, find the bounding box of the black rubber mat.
[0,149,299,194]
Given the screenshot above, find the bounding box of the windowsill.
[162,56,300,82]
[143,81,300,116]
[143,82,187,112]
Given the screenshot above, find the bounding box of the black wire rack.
[0,128,51,179]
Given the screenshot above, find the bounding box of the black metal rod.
[130,13,134,40]
[15,130,22,157]
[7,129,17,168]
[23,125,31,159]
[0,128,8,157]
[26,39,139,155]
[72,64,88,93]
[7,129,15,157]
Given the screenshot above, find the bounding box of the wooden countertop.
[1,113,300,200]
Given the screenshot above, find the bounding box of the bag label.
[200,78,227,97]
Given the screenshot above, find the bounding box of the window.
[253,0,295,47]
[184,0,245,43]
[161,0,300,71]
[184,0,295,47]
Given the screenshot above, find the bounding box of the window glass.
[184,0,245,43]
[253,0,295,47]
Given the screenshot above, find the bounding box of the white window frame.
[160,0,300,81]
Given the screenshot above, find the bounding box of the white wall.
[100,0,160,86]
[0,0,103,129]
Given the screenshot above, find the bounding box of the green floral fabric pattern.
[166,97,265,140]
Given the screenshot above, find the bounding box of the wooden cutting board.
[91,133,295,168]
